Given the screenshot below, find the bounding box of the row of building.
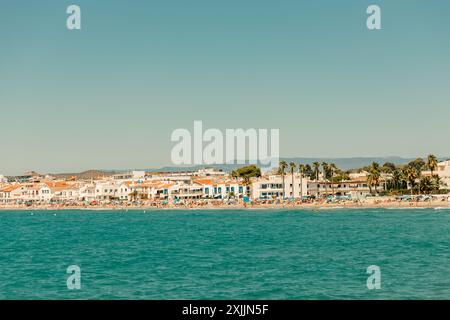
[0,168,377,205]
[1,161,449,204]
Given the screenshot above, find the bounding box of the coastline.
[1,200,450,212]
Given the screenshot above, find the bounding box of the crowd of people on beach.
[1,194,450,211]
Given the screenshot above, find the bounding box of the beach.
[1,197,450,211]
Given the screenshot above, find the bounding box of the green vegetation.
[289,162,296,197]
[278,161,288,198]
[231,154,447,197]
[230,165,261,184]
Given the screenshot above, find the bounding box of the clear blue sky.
[1,1,449,175]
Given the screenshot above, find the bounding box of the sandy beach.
[1,198,450,211]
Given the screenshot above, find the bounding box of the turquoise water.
[0,208,449,299]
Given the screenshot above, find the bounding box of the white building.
[189,179,249,199]
[21,183,41,201]
[195,168,227,177]
[0,185,23,203]
[95,181,119,201]
[422,160,450,189]
[169,183,204,200]
[79,183,96,202]
[113,171,146,182]
[60,187,80,201]
[38,185,53,202]
[251,174,308,200]
[307,175,388,199]
[117,182,132,200]
[36,182,75,202]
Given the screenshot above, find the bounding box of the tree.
[299,164,306,198]
[333,170,350,182]
[391,169,405,190]
[404,166,419,195]
[289,162,296,198]
[231,165,261,180]
[381,162,396,173]
[279,161,288,199]
[231,165,261,195]
[304,164,313,179]
[419,176,433,194]
[329,163,338,195]
[367,162,381,195]
[427,154,438,178]
[408,158,426,172]
[322,162,329,195]
[313,162,321,181]
[432,175,444,192]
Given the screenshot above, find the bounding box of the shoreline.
[1,201,450,212]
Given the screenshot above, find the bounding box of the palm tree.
[322,162,329,195]
[304,164,312,179]
[312,162,321,197]
[419,176,433,194]
[367,162,381,195]
[404,166,418,195]
[313,162,321,181]
[432,175,444,191]
[427,154,438,178]
[289,162,296,198]
[391,169,404,190]
[367,175,374,195]
[299,164,306,198]
[279,161,287,199]
[329,163,338,195]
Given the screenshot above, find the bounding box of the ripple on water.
[0,208,449,299]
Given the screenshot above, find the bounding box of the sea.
[0,208,449,299]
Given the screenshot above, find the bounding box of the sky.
[1,0,449,175]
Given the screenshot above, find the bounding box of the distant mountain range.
[50,170,117,179]
[44,156,449,178]
[33,156,449,179]
[142,157,442,173]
